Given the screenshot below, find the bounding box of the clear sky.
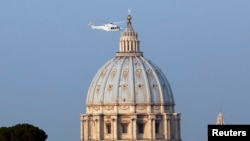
[1,0,250,141]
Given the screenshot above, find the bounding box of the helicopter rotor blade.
[113,21,125,25]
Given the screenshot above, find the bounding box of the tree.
[0,123,47,141]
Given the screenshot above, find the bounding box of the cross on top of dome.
[124,14,134,33]
[127,9,132,21]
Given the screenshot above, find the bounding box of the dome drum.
[80,112,181,140]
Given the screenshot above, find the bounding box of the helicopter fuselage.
[89,23,122,32]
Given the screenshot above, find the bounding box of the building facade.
[216,112,225,125]
[205,112,225,141]
[80,14,182,141]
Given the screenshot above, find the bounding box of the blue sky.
[1,0,250,141]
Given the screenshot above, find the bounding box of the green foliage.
[0,123,47,141]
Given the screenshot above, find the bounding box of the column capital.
[131,115,137,121]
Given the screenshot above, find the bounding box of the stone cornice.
[86,102,174,107]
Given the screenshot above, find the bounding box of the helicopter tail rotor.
[88,22,95,29]
[88,22,93,26]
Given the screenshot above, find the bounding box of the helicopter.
[89,21,125,32]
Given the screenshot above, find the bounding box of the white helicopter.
[89,21,125,32]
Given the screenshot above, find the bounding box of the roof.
[86,15,175,110]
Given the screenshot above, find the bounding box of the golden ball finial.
[127,15,132,21]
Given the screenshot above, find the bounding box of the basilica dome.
[86,15,175,114]
[81,14,181,141]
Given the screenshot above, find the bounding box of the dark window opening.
[106,123,111,134]
[155,122,160,134]
[121,123,128,133]
[138,123,144,134]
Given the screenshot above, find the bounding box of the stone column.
[148,117,152,140]
[80,116,84,141]
[111,118,114,140]
[91,119,94,140]
[95,118,101,140]
[166,115,171,140]
[131,118,134,140]
[112,117,118,140]
[164,114,169,140]
[152,118,156,140]
[120,42,122,51]
[177,118,181,141]
[93,119,97,140]
[130,40,133,51]
[174,113,181,141]
[132,117,137,140]
[149,115,156,140]
[114,118,118,140]
[85,117,89,140]
[169,116,172,140]
[175,117,179,140]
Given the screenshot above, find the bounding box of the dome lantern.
[116,15,143,56]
